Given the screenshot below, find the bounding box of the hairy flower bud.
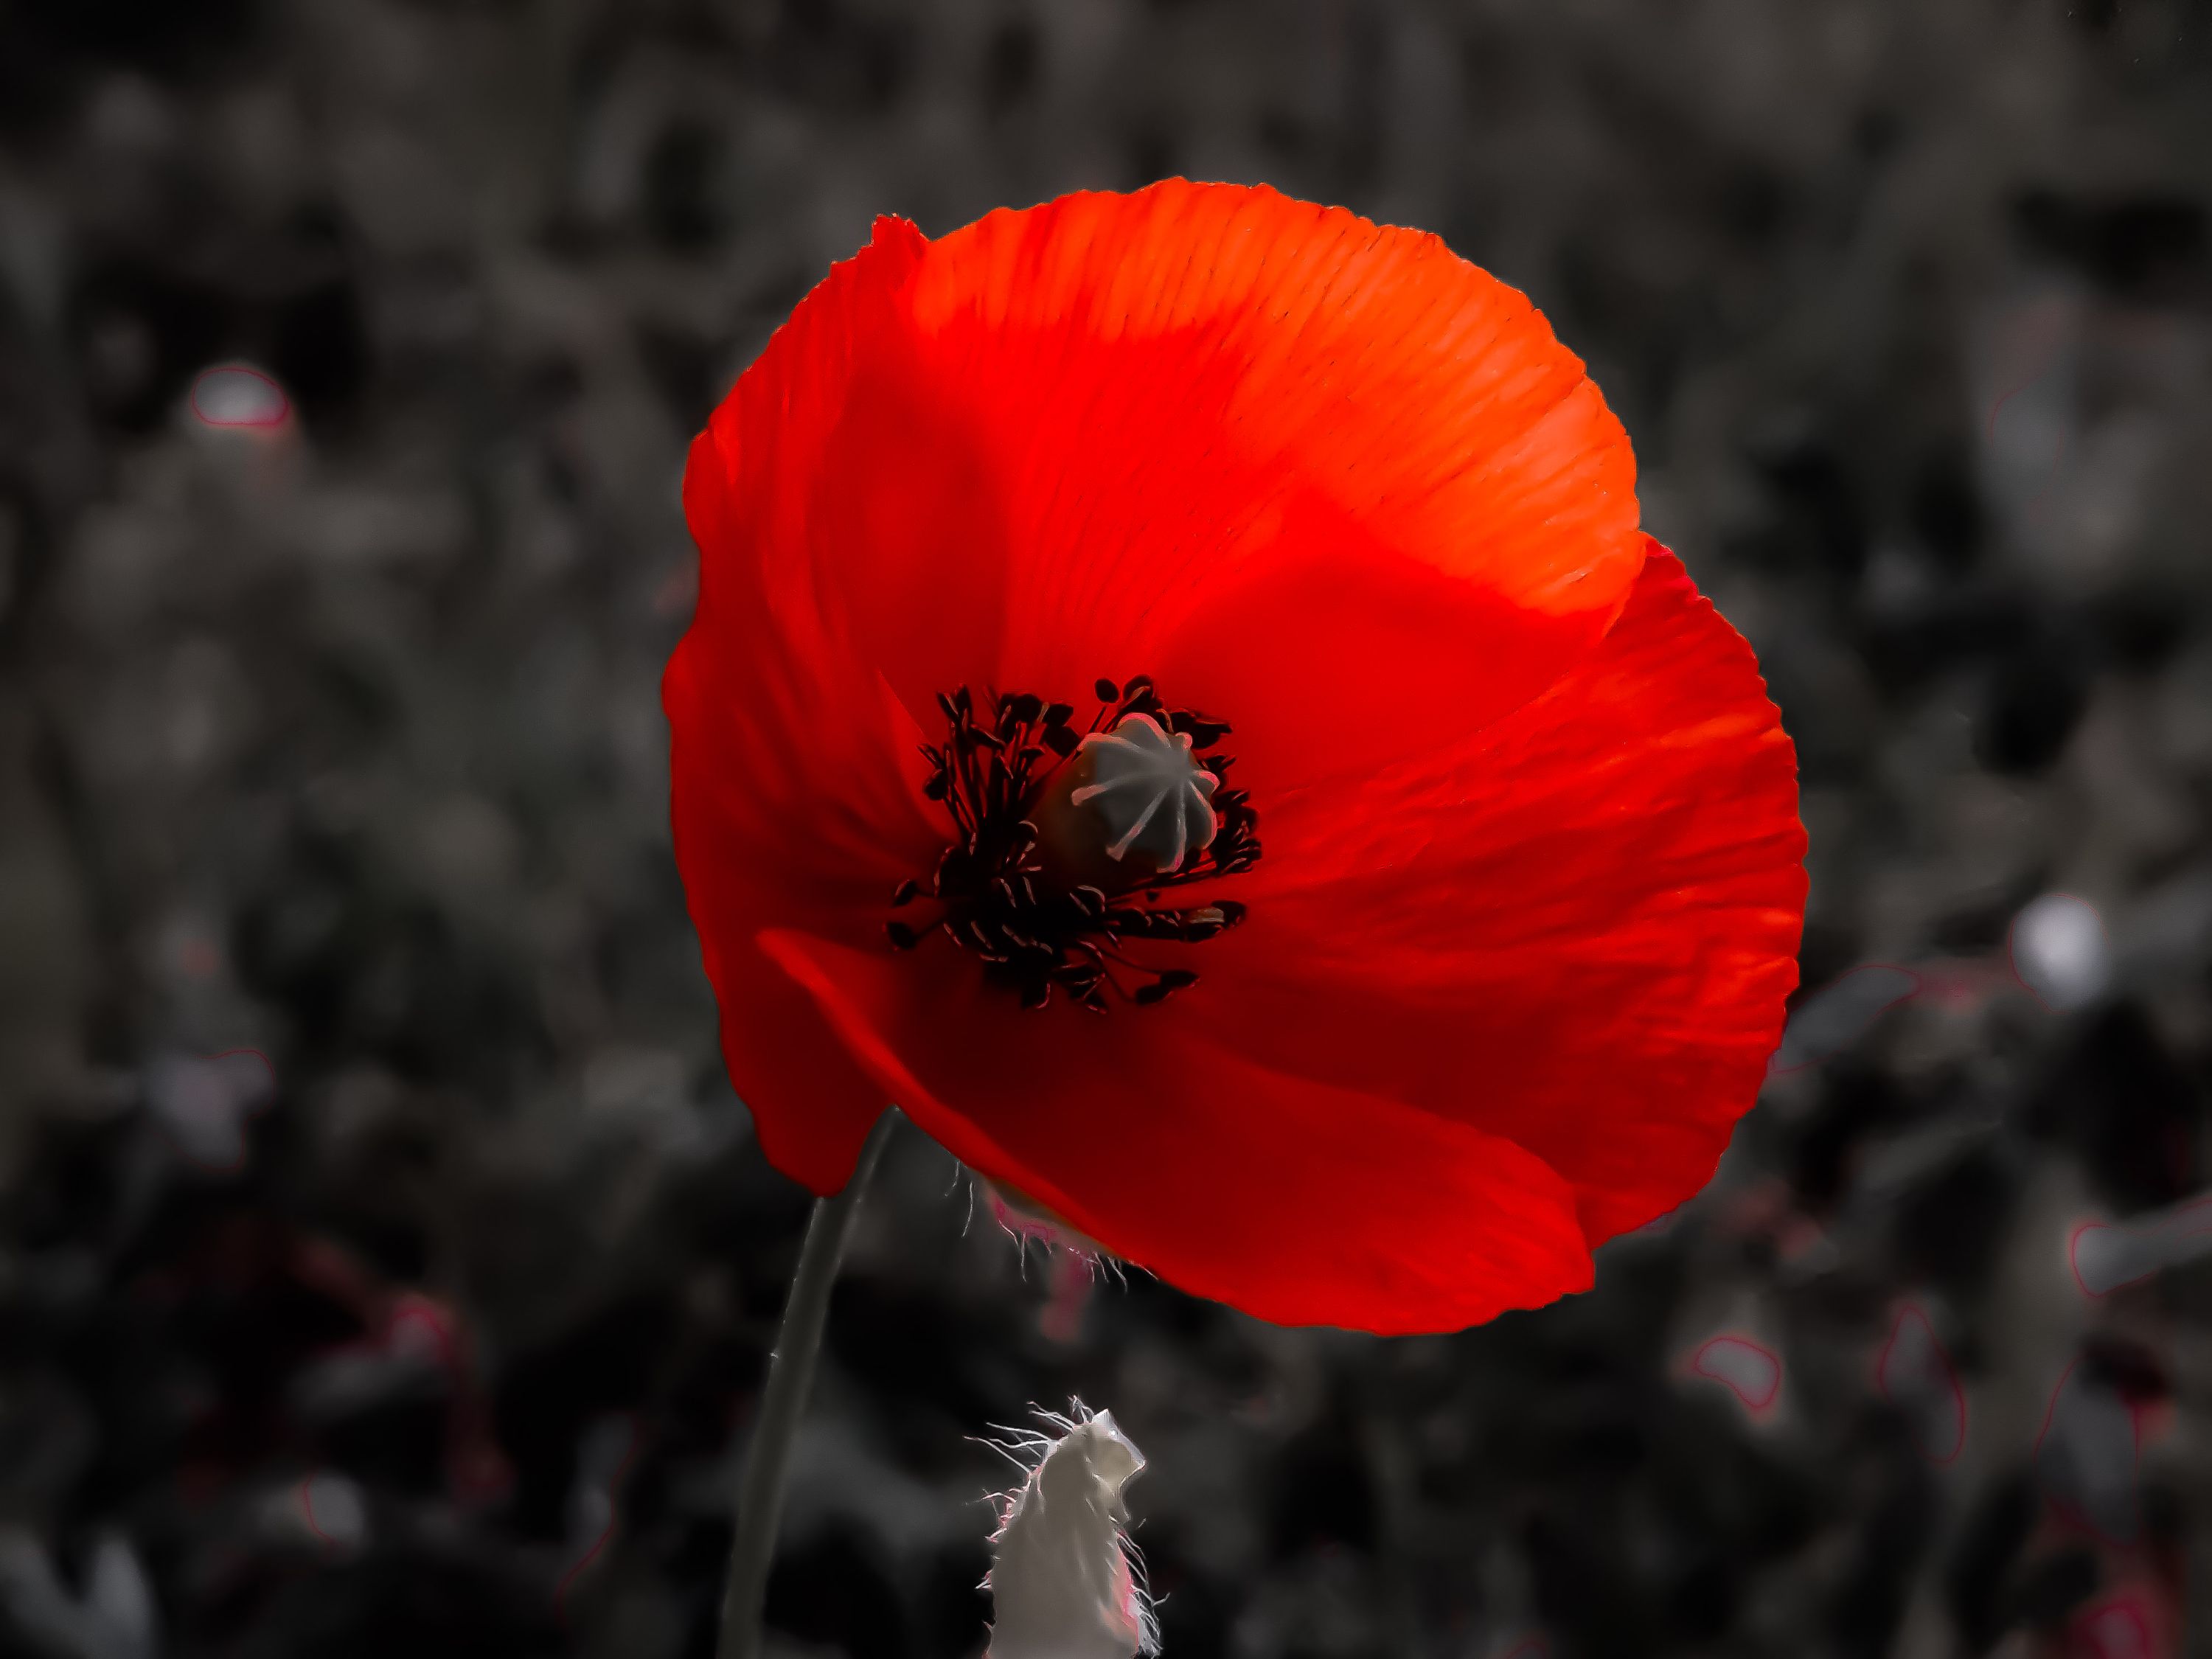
[986,1408,1155,1659]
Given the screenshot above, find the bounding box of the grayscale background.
[0,2,2208,1656]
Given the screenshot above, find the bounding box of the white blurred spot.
[146,1050,275,1171]
[83,1534,156,1659]
[2070,1194,2212,1295]
[294,1472,369,1551]
[189,362,291,428]
[1689,1336,1781,1413]
[2011,892,2110,1011]
[0,1528,157,1659]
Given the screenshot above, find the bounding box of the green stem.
[716,1108,900,1659]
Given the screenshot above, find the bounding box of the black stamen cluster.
[888,677,1260,1011]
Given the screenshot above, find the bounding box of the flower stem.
[716,1108,901,1659]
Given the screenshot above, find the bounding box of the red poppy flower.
[666,181,1806,1335]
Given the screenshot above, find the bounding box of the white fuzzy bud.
[986,1408,1155,1659]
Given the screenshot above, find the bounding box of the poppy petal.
[667,221,955,1192]
[666,639,932,1191]
[824,181,1644,781]
[673,218,949,891]
[757,928,1595,1334]
[684,917,888,1194]
[1203,544,1806,1245]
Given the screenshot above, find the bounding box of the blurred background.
[1,1,2208,1655]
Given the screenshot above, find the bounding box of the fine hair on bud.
[981,1403,1157,1659]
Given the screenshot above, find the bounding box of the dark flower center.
[887,676,1261,1011]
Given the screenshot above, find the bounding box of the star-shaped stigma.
[1071,713,1220,874]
